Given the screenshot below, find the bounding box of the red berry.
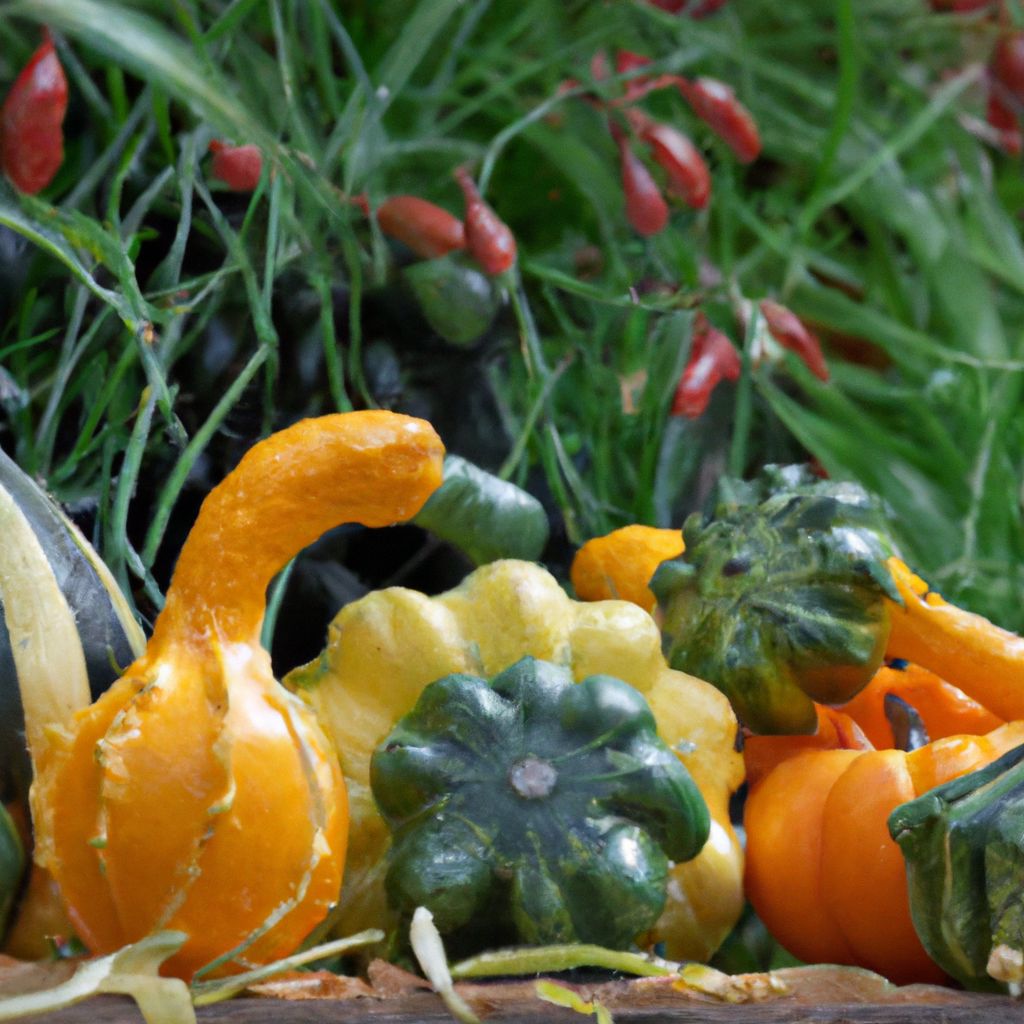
[454,167,517,275]
[678,77,761,163]
[628,111,711,210]
[1,32,68,195]
[375,196,466,259]
[760,299,829,381]
[993,32,1024,106]
[671,313,741,418]
[209,140,263,192]
[615,130,669,237]
[986,91,1022,156]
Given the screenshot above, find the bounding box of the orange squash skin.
[840,663,1003,748]
[570,525,684,613]
[31,411,445,979]
[744,721,1024,984]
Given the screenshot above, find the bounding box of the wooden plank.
[20,988,1024,1023]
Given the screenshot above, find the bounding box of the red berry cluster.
[562,50,761,237]
[351,168,516,277]
[671,301,829,420]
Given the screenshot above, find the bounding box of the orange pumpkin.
[744,720,1024,984]
[30,411,444,979]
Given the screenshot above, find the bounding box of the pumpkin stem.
[151,413,444,654]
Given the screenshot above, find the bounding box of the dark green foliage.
[0,0,1022,657]
[371,656,709,955]
[652,465,898,734]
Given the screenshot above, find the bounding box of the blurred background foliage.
[0,0,1022,673]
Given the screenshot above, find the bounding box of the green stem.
[728,307,760,479]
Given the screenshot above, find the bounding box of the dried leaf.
[536,979,614,1023]
[247,971,373,1000]
[367,959,433,997]
[671,963,789,1003]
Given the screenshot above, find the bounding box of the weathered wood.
[20,989,1024,1024]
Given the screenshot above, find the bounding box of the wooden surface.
[17,968,1024,1024]
[20,989,1024,1023]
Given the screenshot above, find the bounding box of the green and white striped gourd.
[0,448,145,805]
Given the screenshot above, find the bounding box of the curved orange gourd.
[30,411,445,979]
[885,558,1024,722]
[570,525,684,613]
[744,720,1024,984]
[839,663,1003,749]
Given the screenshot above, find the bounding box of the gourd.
[885,557,1024,723]
[652,465,901,734]
[890,742,1024,992]
[372,656,709,955]
[839,662,1002,750]
[571,525,684,613]
[30,411,445,980]
[743,718,1024,984]
[0,446,145,806]
[286,558,744,962]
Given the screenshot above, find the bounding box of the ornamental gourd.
[652,465,900,734]
[372,657,709,955]
[0,446,145,952]
[744,717,1024,984]
[30,411,444,980]
[891,742,1024,992]
[286,558,744,963]
[0,446,145,807]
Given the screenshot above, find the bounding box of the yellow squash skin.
[286,558,744,962]
[30,411,445,980]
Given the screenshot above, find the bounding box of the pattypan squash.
[372,656,709,954]
[286,558,744,962]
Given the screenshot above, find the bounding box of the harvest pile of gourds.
[2,411,1023,996]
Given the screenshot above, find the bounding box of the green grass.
[0,0,1021,632]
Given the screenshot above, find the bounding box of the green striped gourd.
[0,448,145,805]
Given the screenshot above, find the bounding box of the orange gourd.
[885,557,1024,723]
[29,411,444,979]
[570,525,684,613]
[744,720,1024,984]
[839,663,1003,749]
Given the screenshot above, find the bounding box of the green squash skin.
[371,657,710,956]
[889,742,1024,993]
[652,465,898,736]
[413,455,549,566]
[0,448,144,804]
[0,804,24,938]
